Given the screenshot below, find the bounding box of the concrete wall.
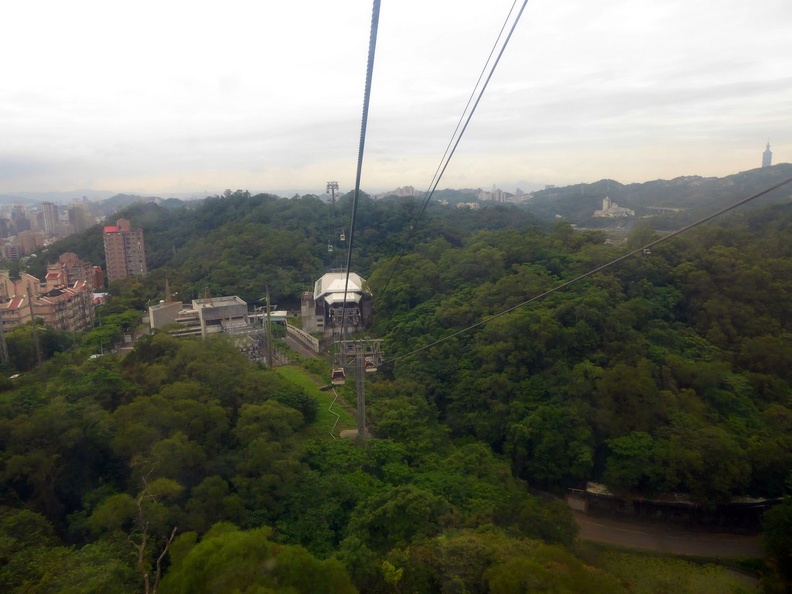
[287,322,320,353]
[149,301,183,330]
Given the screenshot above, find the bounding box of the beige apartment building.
[0,255,97,334]
[103,218,147,284]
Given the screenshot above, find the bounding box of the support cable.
[339,0,381,342]
[380,0,529,295]
[386,175,792,364]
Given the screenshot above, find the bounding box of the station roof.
[313,272,371,304]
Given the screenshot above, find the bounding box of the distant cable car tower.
[327,181,339,205]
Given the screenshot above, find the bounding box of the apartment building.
[103,218,147,283]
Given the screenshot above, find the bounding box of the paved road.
[574,512,763,558]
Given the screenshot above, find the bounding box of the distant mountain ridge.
[0,189,117,206]
[523,163,792,226]
[4,164,791,226]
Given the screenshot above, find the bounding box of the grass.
[275,365,357,438]
[577,542,760,594]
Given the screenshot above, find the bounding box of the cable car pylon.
[331,338,383,441]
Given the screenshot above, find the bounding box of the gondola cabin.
[364,356,377,373]
[331,367,346,386]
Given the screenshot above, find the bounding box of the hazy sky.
[1,0,790,197]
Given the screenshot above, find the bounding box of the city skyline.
[1,0,790,197]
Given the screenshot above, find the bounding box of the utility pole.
[26,287,43,367]
[265,286,274,369]
[326,181,339,205]
[355,342,366,442]
[0,307,8,366]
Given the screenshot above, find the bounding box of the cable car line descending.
[339,0,381,342]
[331,0,382,387]
[380,0,530,296]
[386,175,792,365]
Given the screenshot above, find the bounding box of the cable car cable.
[339,0,382,347]
[412,0,520,218]
[380,0,530,296]
[385,174,792,365]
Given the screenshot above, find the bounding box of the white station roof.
[314,272,371,304]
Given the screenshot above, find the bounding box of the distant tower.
[762,142,773,168]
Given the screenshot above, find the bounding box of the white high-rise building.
[762,142,773,168]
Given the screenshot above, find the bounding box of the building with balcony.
[0,278,94,333]
[103,218,147,283]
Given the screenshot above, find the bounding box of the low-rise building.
[593,196,635,218]
[149,295,251,338]
[0,253,98,333]
[0,280,94,333]
[51,252,98,288]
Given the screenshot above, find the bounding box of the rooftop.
[313,272,371,303]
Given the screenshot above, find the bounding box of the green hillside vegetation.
[526,163,792,228]
[33,189,544,309]
[579,545,758,594]
[274,365,357,437]
[0,333,584,593]
[369,203,792,507]
[3,181,792,591]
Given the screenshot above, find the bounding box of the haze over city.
[1,0,790,197]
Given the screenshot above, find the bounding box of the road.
[574,511,763,558]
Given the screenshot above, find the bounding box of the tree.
[591,361,666,436]
[653,420,751,505]
[184,476,245,534]
[346,485,456,553]
[233,400,304,444]
[507,405,594,491]
[159,523,357,594]
[88,473,182,594]
[602,431,657,495]
[764,498,792,593]
[484,544,627,594]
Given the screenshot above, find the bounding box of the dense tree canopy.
[4,188,792,591]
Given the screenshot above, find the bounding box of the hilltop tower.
[762,142,773,168]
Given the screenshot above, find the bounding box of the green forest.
[3,187,792,592]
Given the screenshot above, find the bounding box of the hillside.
[525,163,792,227]
[36,190,546,308]
[5,175,792,591]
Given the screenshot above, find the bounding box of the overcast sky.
[1,0,790,197]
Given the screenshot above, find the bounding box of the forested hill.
[27,183,792,506]
[525,162,792,226]
[6,179,792,591]
[35,191,546,307]
[371,200,792,505]
[36,165,792,296]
